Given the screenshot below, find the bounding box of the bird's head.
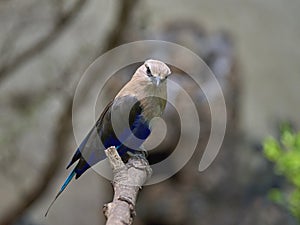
[134,59,171,86]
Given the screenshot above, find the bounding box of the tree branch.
[103,147,152,225]
[0,0,88,82]
[96,0,139,55]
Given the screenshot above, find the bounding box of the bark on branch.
[103,147,152,225]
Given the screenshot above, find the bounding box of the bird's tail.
[45,170,76,217]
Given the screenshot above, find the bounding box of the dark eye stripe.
[145,65,153,77]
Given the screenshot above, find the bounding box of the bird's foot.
[126,148,148,159]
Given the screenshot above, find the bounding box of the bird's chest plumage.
[140,97,166,122]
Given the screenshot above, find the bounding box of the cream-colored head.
[133,59,171,86]
[116,59,171,100]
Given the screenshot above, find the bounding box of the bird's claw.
[126,148,148,159]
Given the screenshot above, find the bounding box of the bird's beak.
[155,77,161,86]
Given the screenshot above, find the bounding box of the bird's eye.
[145,65,152,77]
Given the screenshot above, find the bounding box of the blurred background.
[0,0,300,225]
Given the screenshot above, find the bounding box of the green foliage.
[267,188,284,205]
[263,124,300,222]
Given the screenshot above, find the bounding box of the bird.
[45,59,171,216]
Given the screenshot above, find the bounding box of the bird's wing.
[66,100,113,178]
[68,95,149,178]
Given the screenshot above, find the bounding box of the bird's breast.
[140,96,166,122]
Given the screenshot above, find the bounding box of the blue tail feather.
[45,170,76,217]
[61,170,76,191]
